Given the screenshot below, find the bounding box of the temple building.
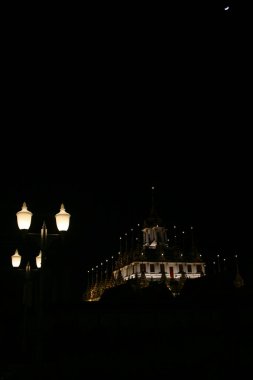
[85,188,206,301]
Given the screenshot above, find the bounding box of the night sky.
[1,6,253,379]
[1,1,252,290]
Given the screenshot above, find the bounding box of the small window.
[187,265,192,273]
[150,264,155,273]
[179,264,184,273]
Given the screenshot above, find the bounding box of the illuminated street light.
[55,204,71,231]
[36,251,42,269]
[16,202,33,230]
[12,202,71,363]
[11,249,22,268]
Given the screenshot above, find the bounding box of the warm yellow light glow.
[11,249,21,267]
[55,204,70,231]
[16,202,33,230]
[36,251,42,268]
[26,262,31,273]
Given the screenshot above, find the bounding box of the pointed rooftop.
[143,186,163,227]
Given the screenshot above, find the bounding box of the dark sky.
[1,2,252,281]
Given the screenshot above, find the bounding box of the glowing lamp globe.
[55,204,70,231]
[36,251,42,268]
[16,202,33,230]
[11,249,21,268]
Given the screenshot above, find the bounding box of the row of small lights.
[87,252,237,276]
[87,251,204,275]
[212,253,239,266]
[87,255,118,275]
[118,225,195,243]
[87,225,197,274]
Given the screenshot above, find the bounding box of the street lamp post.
[12,202,71,366]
